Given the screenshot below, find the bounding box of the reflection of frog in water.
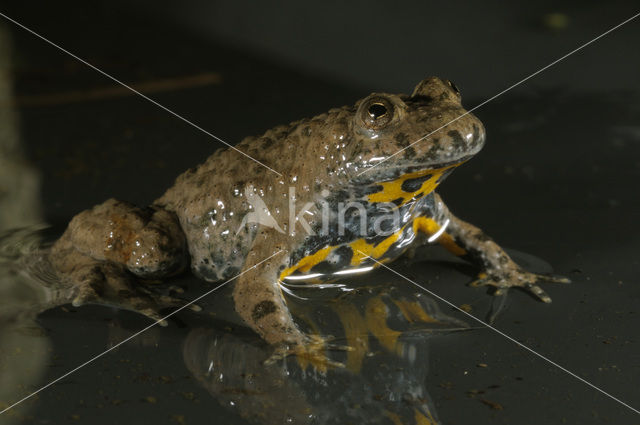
[183,286,464,425]
[49,77,567,363]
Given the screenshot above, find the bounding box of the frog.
[49,77,568,364]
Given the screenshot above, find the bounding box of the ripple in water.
[0,225,61,287]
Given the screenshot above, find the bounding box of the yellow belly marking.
[349,229,402,266]
[415,408,439,425]
[413,216,466,256]
[331,302,370,373]
[392,299,440,324]
[367,164,456,206]
[279,245,332,280]
[365,296,402,354]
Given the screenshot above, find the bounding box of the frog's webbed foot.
[265,335,352,372]
[470,269,570,303]
[61,258,199,326]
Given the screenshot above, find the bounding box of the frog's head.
[343,77,485,203]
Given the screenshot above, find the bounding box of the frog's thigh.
[56,198,188,278]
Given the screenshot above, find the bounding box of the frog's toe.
[153,292,201,312]
[541,274,571,284]
[132,282,201,313]
[133,305,169,327]
[168,285,185,294]
[323,341,354,353]
[265,335,348,372]
[128,292,201,325]
[493,288,507,297]
[469,272,492,288]
[470,270,568,303]
[293,348,346,371]
[520,272,570,302]
[522,282,552,303]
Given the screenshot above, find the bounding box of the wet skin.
[49,77,568,363]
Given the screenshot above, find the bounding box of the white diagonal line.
[358,11,640,176]
[0,11,282,177]
[0,250,284,415]
[360,252,640,415]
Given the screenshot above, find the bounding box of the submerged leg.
[49,198,191,322]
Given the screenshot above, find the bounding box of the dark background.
[0,1,638,424]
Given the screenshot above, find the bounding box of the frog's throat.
[366,162,459,206]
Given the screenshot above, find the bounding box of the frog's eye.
[368,103,388,120]
[360,97,395,130]
[446,80,460,95]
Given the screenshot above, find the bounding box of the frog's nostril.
[446,80,460,94]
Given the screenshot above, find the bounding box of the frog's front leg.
[232,239,298,346]
[416,193,569,301]
[233,231,344,370]
[49,199,191,323]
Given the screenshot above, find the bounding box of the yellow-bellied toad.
[50,77,568,364]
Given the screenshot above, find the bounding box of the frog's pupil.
[368,103,387,119]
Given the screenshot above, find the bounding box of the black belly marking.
[401,174,432,192]
[252,300,277,321]
[309,245,353,274]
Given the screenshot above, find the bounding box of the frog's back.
[153,111,348,281]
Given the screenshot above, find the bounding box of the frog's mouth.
[363,157,469,206]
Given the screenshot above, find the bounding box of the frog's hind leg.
[49,199,192,322]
